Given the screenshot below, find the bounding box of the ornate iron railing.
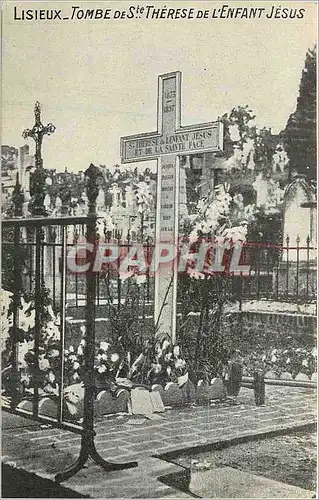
[1,165,137,482]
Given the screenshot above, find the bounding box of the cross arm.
[22,128,35,140]
[121,131,161,164]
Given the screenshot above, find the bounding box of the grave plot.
[2,71,316,486]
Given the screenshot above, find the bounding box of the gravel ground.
[174,431,317,491]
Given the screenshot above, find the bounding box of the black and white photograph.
[1,1,317,497]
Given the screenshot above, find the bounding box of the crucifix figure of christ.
[22,101,56,215]
[121,71,223,343]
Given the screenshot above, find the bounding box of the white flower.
[162,340,170,351]
[175,358,186,369]
[21,373,31,385]
[111,353,119,363]
[73,362,80,370]
[286,358,291,364]
[173,346,180,357]
[153,363,162,374]
[97,365,106,373]
[100,342,110,351]
[2,312,13,341]
[223,225,247,244]
[46,305,55,319]
[271,355,277,363]
[166,366,171,375]
[69,345,75,353]
[188,269,205,280]
[77,345,84,356]
[54,313,61,326]
[165,353,172,362]
[20,297,32,312]
[18,340,34,363]
[189,230,199,242]
[19,309,35,333]
[47,371,55,383]
[39,358,50,371]
[302,359,308,367]
[48,349,59,358]
[0,289,13,315]
[69,354,77,362]
[45,321,60,341]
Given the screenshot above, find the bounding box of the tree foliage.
[282,45,316,182]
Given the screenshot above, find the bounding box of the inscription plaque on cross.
[121,71,223,342]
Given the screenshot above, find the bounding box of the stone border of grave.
[22,377,228,421]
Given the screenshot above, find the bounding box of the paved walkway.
[2,386,316,498]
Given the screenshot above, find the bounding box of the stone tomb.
[276,176,317,298]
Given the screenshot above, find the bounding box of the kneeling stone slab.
[129,387,154,415]
[295,372,310,381]
[38,397,58,418]
[152,384,164,398]
[16,399,33,412]
[197,381,211,404]
[180,379,197,404]
[210,378,227,400]
[115,388,130,412]
[162,383,183,407]
[265,370,277,379]
[94,390,116,417]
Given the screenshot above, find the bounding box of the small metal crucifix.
[22,101,56,169]
[22,102,56,216]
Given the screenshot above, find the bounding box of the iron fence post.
[33,227,45,418]
[55,164,137,483]
[285,235,290,300]
[306,235,310,301]
[58,226,67,422]
[9,176,24,407]
[296,235,300,300]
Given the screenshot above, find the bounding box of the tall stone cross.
[121,71,223,343]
